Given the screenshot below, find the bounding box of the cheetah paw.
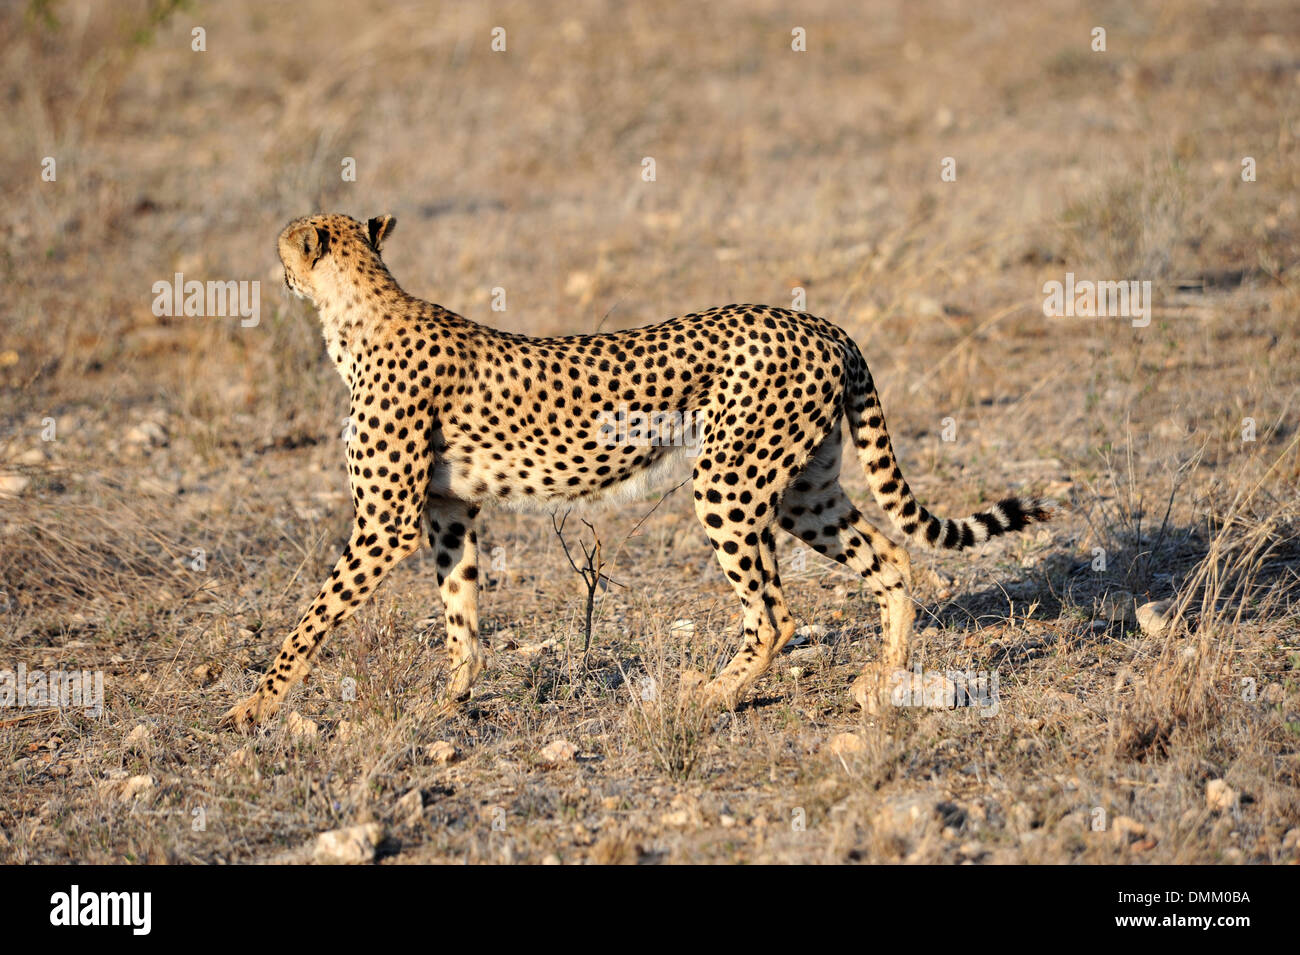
[218,693,280,733]
[446,657,484,702]
[680,672,741,712]
[433,694,467,719]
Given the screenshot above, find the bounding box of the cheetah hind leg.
[690,526,796,712]
[774,467,915,714]
[425,499,486,709]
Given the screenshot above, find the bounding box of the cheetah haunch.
[220,213,1051,731]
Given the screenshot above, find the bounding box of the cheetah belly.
[570,444,695,511]
[431,443,694,513]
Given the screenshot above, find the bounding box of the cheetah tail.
[843,355,1052,551]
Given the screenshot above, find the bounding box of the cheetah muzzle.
[219,213,1052,732]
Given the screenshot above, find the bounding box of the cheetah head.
[277,213,397,305]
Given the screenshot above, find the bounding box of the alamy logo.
[1042,272,1152,327]
[49,885,151,935]
[595,404,704,456]
[152,272,260,327]
[890,664,1000,717]
[0,663,103,716]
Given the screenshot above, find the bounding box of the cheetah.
[220,212,1051,730]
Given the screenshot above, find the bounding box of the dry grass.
[1,0,1299,864]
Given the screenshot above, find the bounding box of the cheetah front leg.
[425,498,485,705]
[219,511,425,730]
[220,433,431,730]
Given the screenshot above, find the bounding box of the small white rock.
[286,711,319,740]
[913,296,943,318]
[1206,779,1238,813]
[1136,599,1175,636]
[124,724,151,751]
[425,740,459,764]
[125,420,169,447]
[396,789,424,826]
[888,668,960,709]
[790,623,828,647]
[312,823,384,864]
[119,774,156,802]
[539,739,578,765]
[0,474,30,498]
[668,619,695,638]
[660,808,692,828]
[564,270,593,298]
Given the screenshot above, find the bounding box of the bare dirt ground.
[1,0,1298,864]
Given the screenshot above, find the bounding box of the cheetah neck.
[316,276,411,386]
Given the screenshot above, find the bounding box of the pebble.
[118,775,156,802]
[287,711,319,740]
[396,789,424,826]
[1206,779,1237,813]
[125,421,169,448]
[1136,600,1175,636]
[312,823,384,864]
[0,474,30,498]
[425,740,459,764]
[539,740,578,765]
[124,724,151,752]
[668,619,695,638]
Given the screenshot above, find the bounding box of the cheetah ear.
[367,215,396,252]
[288,224,330,267]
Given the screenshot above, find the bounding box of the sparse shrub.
[619,629,718,782]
